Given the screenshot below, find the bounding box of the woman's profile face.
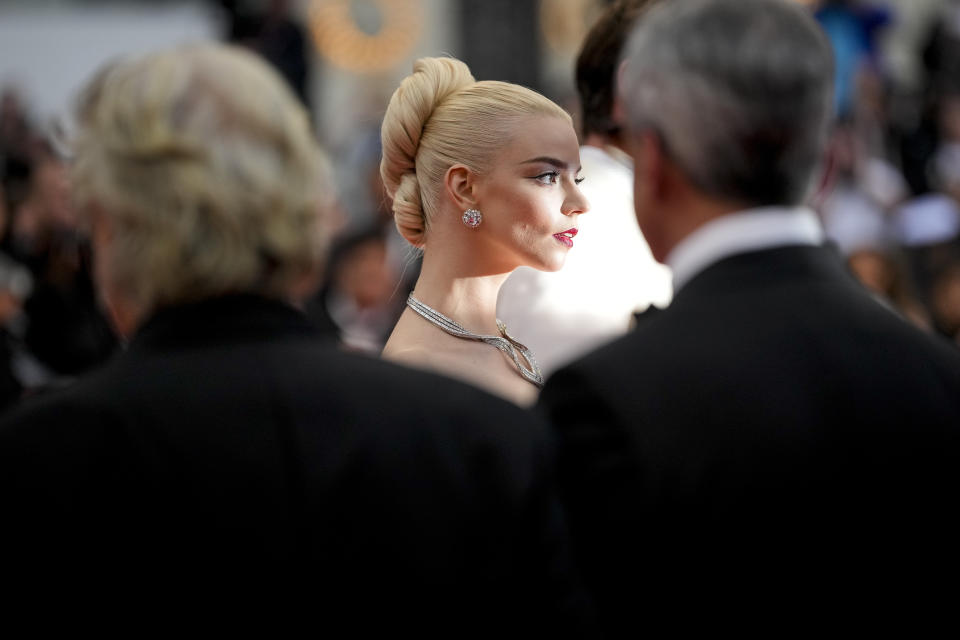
[473,115,588,272]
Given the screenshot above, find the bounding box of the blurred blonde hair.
[380,57,571,247]
[72,44,332,313]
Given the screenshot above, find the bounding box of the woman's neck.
[412,244,512,336]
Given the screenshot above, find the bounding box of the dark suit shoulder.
[1,337,551,499]
[0,359,126,446]
[319,345,542,419]
[289,345,554,483]
[542,256,960,466]
[0,365,139,546]
[558,258,960,395]
[540,316,671,428]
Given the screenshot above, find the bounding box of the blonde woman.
[380,57,589,405]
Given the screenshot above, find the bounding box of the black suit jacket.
[1,295,591,636]
[540,245,960,633]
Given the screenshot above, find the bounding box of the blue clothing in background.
[815,2,891,117]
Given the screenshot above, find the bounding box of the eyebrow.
[519,156,582,173]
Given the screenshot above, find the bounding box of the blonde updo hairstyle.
[72,44,333,315]
[380,57,572,247]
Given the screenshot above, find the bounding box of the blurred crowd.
[813,0,960,340]
[0,90,117,411]
[2,0,960,415]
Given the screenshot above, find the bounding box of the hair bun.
[380,57,475,244]
[391,172,425,247]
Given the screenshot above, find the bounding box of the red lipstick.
[553,228,578,248]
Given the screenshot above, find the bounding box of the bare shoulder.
[383,341,472,378]
[383,318,436,365]
[382,343,435,367]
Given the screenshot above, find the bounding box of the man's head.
[619,0,833,259]
[575,0,658,143]
[72,44,332,335]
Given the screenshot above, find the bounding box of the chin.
[529,252,567,273]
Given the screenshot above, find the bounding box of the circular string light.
[539,0,604,56]
[309,0,423,73]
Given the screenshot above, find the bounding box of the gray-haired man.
[540,0,960,633]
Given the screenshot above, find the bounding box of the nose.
[561,181,590,217]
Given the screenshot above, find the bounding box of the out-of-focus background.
[2,0,960,411]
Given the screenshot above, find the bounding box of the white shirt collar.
[666,206,825,293]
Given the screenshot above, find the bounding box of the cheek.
[512,207,570,270]
[512,223,546,250]
[513,189,560,227]
[508,196,559,247]
[483,183,565,266]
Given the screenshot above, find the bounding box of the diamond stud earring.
[462,208,482,228]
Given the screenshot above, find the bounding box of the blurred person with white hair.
[0,44,591,635]
[540,0,960,634]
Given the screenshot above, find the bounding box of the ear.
[633,129,668,200]
[443,164,479,211]
[612,96,627,131]
[86,200,114,247]
[807,143,837,210]
[612,59,629,128]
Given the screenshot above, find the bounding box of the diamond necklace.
[406,293,544,388]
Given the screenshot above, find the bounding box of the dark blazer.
[540,245,960,632]
[0,295,590,636]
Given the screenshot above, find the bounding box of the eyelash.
[534,171,560,185]
[533,171,586,186]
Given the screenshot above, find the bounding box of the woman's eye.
[575,176,585,185]
[534,171,560,185]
